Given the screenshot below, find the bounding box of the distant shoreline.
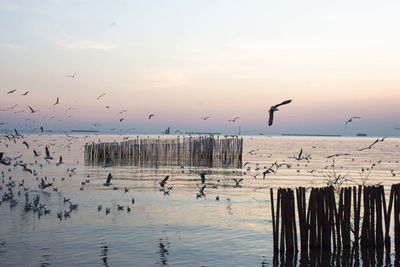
[71,130,100,133]
[281,133,342,137]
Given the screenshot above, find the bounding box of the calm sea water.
[0,134,399,266]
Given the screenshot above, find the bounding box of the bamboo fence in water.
[270,184,400,262]
[84,136,243,168]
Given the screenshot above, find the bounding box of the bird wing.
[298,149,303,158]
[29,106,34,112]
[161,175,169,183]
[268,109,274,126]
[45,146,50,157]
[275,99,292,108]
[0,152,3,160]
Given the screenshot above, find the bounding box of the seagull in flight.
[228,116,240,122]
[7,89,16,94]
[233,178,243,187]
[289,148,311,161]
[326,153,350,159]
[65,71,77,78]
[44,146,53,160]
[28,106,38,113]
[148,114,155,120]
[97,93,106,100]
[159,175,169,188]
[53,97,59,105]
[358,137,386,151]
[22,91,29,96]
[268,99,292,126]
[345,116,361,126]
[200,116,211,120]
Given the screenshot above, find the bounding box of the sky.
[0,0,400,136]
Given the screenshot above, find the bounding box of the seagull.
[56,156,63,166]
[39,178,53,189]
[196,184,206,196]
[103,173,113,186]
[22,141,29,149]
[33,150,41,157]
[148,114,155,120]
[65,71,77,78]
[28,106,38,113]
[326,153,350,159]
[233,178,243,187]
[358,137,386,151]
[20,164,32,174]
[228,116,240,122]
[289,149,310,161]
[268,99,292,126]
[345,116,361,126]
[119,118,124,122]
[263,162,277,179]
[97,93,106,100]
[7,89,16,94]
[22,91,29,96]
[53,97,59,105]
[200,116,210,120]
[159,175,169,188]
[44,146,53,160]
[200,173,206,184]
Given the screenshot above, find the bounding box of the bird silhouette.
[345,116,361,126]
[44,146,53,160]
[103,173,113,186]
[233,178,243,187]
[53,97,59,105]
[97,93,106,100]
[65,71,77,78]
[159,175,169,188]
[28,106,38,113]
[358,137,386,151]
[268,99,292,126]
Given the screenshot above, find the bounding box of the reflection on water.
[0,135,399,266]
[100,244,109,267]
[157,237,170,266]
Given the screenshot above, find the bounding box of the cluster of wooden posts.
[270,184,400,259]
[84,136,243,168]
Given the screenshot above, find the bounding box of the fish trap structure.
[270,184,400,263]
[84,136,243,168]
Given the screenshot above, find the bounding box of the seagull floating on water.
[103,173,113,186]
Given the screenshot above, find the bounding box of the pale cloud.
[0,43,25,50]
[56,39,116,50]
[142,69,188,88]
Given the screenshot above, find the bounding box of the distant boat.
[356,133,367,137]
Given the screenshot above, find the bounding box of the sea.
[0,134,399,266]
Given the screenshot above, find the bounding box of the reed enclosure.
[270,184,400,263]
[84,136,243,168]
